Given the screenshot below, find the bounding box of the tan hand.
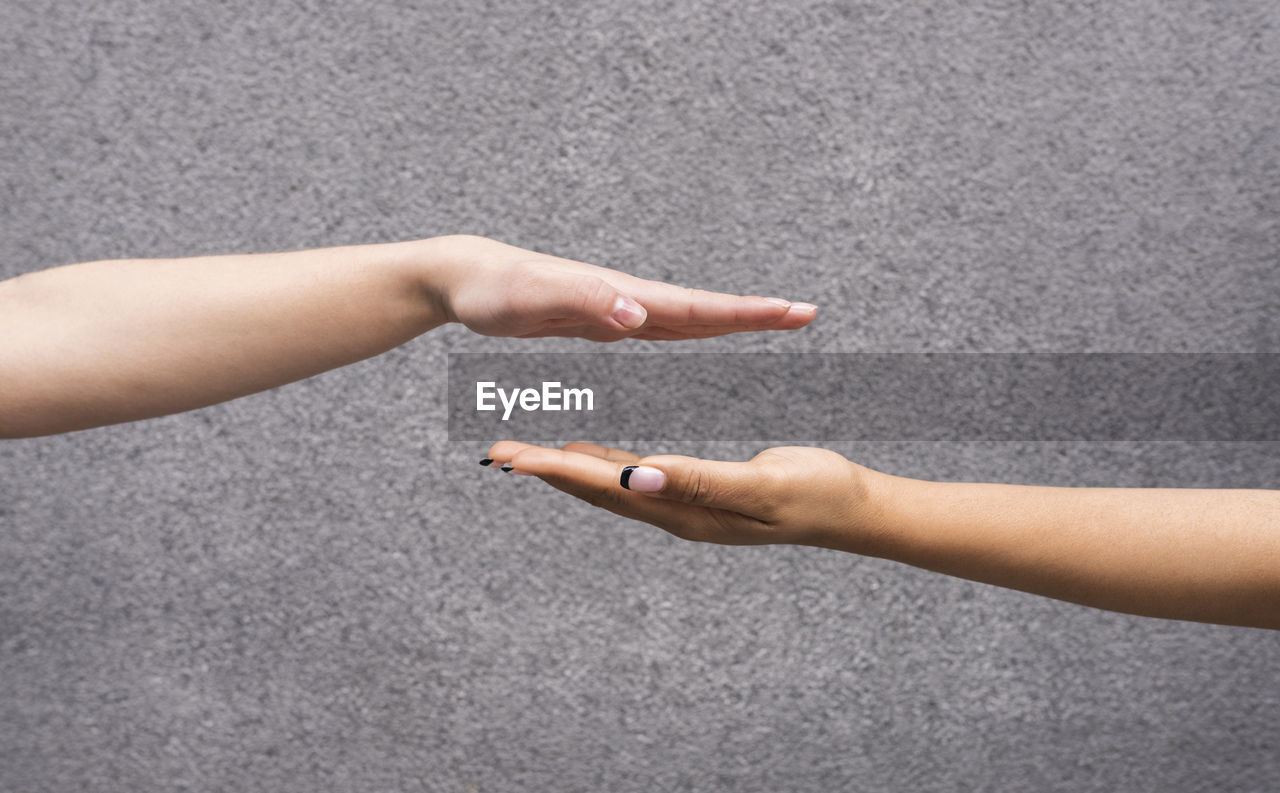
[484,441,883,549]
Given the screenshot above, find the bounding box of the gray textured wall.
[2,1,1278,791]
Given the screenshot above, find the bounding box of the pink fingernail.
[612,296,647,329]
[762,297,792,308]
[620,465,665,492]
[790,302,818,314]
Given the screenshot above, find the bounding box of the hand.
[483,441,885,549]
[430,235,817,341]
[484,441,1280,630]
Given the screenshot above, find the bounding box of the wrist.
[401,235,478,325]
[805,459,906,558]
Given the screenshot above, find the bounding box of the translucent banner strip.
[447,353,1280,442]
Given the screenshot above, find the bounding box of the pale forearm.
[849,474,1280,629]
[0,238,449,437]
[0,235,815,438]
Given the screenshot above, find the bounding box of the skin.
[486,441,1280,630]
[0,234,816,438]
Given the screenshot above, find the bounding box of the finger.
[619,454,779,514]
[530,270,649,331]
[632,328,767,341]
[631,310,819,339]
[485,439,545,469]
[494,445,778,516]
[619,279,817,329]
[763,302,820,329]
[517,303,817,340]
[534,257,817,332]
[560,441,641,463]
[520,324,778,341]
[486,440,639,472]
[506,446,713,530]
[515,325,632,342]
[525,317,597,330]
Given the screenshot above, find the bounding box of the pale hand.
[433,236,817,342]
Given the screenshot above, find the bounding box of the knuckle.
[682,467,716,505]
[680,286,699,323]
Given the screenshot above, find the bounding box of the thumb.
[544,270,647,330]
[619,454,775,513]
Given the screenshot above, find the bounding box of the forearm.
[842,473,1280,629]
[0,234,815,438]
[0,238,450,437]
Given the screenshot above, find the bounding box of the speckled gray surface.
[2,1,1278,791]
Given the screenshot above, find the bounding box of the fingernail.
[790,302,818,314]
[612,296,647,329]
[620,465,665,492]
[510,469,536,476]
[762,297,791,308]
[479,458,494,466]
[500,466,514,473]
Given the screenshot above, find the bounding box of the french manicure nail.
[762,297,792,308]
[612,296,647,329]
[620,465,665,492]
[479,458,494,466]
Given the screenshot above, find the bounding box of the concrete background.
[2,1,1277,790]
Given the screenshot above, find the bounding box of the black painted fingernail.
[479,458,494,467]
[620,465,638,489]
[501,466,514,473]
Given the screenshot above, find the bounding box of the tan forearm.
[0,239,449,437]
[846,474,1280,629]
